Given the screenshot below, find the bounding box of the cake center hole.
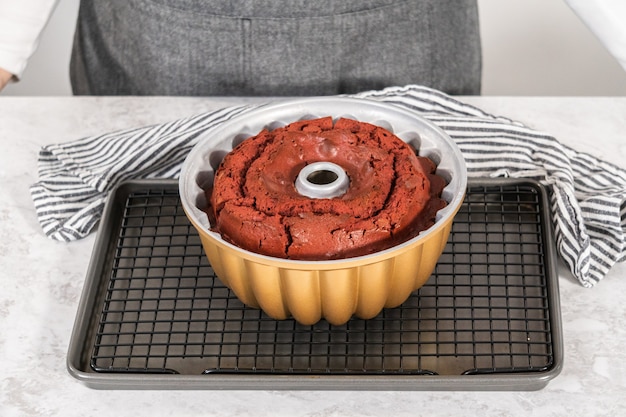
[307,170,339,185]
[295,161,349,199]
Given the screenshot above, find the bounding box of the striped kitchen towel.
[30,85,626,287]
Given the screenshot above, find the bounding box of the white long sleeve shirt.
[0,0,58,80]
[564,0,626,71]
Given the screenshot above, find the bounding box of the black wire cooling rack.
[67,179,562,390]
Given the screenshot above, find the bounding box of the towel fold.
[30,85,626,287]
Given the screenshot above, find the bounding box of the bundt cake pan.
[179,97,467,325]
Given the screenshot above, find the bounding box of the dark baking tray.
[67,178,562,390]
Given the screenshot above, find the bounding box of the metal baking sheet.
[67,178,562,390]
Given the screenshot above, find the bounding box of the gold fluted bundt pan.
[180,97,467,326]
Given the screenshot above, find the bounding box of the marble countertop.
[1,95,625,416]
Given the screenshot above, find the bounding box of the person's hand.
[0,67,14,91]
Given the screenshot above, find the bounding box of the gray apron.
[70,0,481,96]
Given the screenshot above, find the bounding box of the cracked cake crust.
[207,116,446,260]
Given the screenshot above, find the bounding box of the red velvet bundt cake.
[207,116,446,260]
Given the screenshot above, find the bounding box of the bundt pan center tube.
[179,97,467,325]
[295,161,350,199]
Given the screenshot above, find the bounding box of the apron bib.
[70,0,481,95]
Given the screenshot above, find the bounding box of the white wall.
[2,0,626,96]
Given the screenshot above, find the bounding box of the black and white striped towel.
[30,85,626,287]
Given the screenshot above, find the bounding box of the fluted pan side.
[192,202,460,326]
